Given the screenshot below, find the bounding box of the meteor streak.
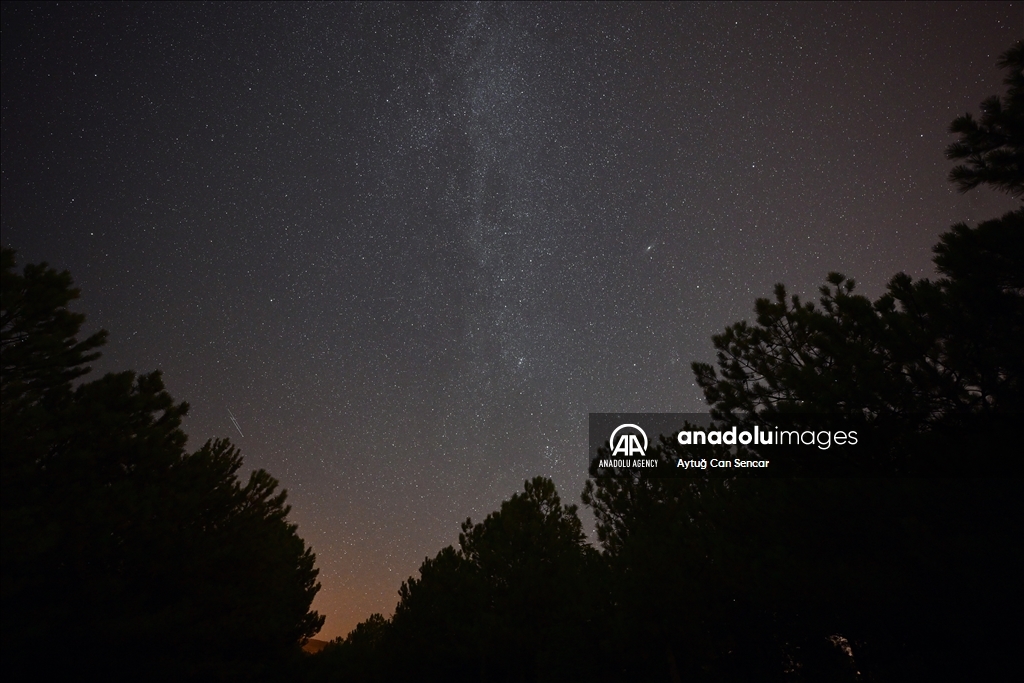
[228,408,244,438]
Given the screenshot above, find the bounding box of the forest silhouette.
[2,42,1022,682]
[1,262,323,677]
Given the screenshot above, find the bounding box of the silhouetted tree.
[453,476,601,681]
[0,247,324,681]
[946,40,1024,196]
[392,477,602,682]
[692,42,1024,441]
[582,43,1024,682]
[312,477,603,683]
[691,46,1024,470]
[307,613,390,682]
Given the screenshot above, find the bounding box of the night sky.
[2,2,1020,639]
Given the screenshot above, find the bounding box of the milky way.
[2,1,1019,637]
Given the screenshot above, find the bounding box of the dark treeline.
[303,44,1024,683]
[2,43,1021,683]
[1,262,324,675]
[0,243,324,680]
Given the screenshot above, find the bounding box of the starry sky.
[2,2,1020,639]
